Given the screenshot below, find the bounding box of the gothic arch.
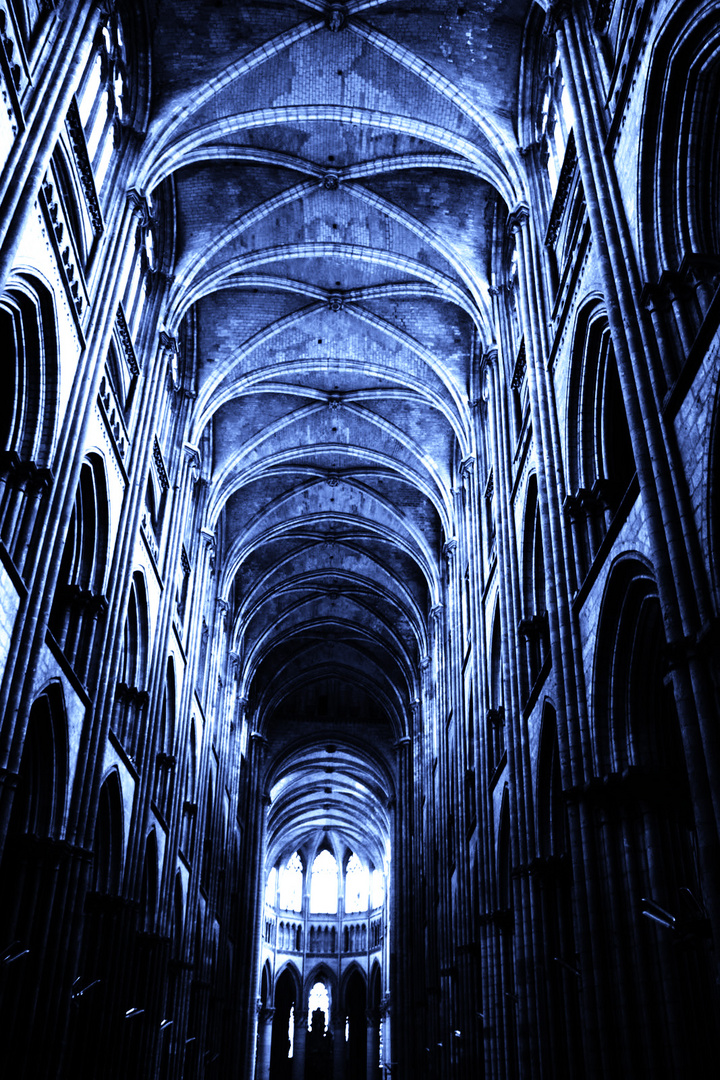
[92,770,124,895]
[519,474,548,692]
[270,965,299,1080]
[113,569,150,760]
[48,453,110,680]
[639,0,720,285]
[153,656,176,814]
[1,271,58,466]
[139,829,159,932]
[11,683,68,839]
[487,601,505,773]
[273,959,302,1007]
[588,553,717,1076]
[303,961,337,1005]
[566,300,635,515]
[339,959,366,1002]
[591,554,681,776]
[171,872,185,958]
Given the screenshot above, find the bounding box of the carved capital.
[184,443,201,474]
[127,188,151,226]
[443,539,458,562]
[506,204,530,235]
[159,330,178,354]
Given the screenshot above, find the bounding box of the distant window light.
[307,982,330,1031]
[345,852,369,913]
[279,851,303,912]
[265,866,277,907]
[310,849,338,914]
[371,869,385,909]
[288,1005,295,1057]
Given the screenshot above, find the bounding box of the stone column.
[292,1009,307,1080]
[365,1011,378,1080]
[255,1006,275,1080]
[332,1012,346,1080]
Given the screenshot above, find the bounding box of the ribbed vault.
[142,0,530,857]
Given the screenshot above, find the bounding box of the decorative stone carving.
[443,539,458,562]
[506,203,530,235]
[65,100,104,236]
[326,4,346,32]
[127,188,151,226]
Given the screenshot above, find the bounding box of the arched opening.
[566,304,636,581]
[270,967,298,1080]
[589,558,718,1077]
[519,475,549,695]
[48,453,109,683]
[343,968,367,1080]
[0,688,66,1066]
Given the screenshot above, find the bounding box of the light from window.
[345,852,369,913]
[371,869,384,909]
[310,849,338,914]
[265,866,277,907]
[279,851,303,912]
[288,1005,294,1058]
[307,981,330,1032]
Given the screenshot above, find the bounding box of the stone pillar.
[332,1013,346,1080]
[255,1006,275,1080]
[365,1012,378,1080]
[292,1010,307,1080]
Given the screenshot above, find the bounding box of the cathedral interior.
[1,0,720,1077]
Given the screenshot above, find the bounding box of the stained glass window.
[310,849,338,914]
[265,866,277,906]
[279,851,303,912]
[371,868,385,909]
[307,981,330,1031]
[345,852,369,913]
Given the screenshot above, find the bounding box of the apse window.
[279,851,303,912]
[310,849,338,913]
[345,852,369,913]
[265,866,277,906]
[307,981,330,1031]
[371,868,385,909]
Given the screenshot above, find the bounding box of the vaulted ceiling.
[139,0,532,863]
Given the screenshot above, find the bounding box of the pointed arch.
[519,474,549,692]
[93,771,124,895]
[139,829,159,932]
